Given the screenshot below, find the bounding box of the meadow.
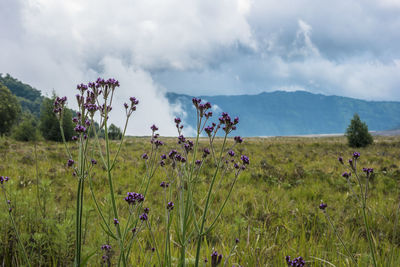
[1,135,400,266]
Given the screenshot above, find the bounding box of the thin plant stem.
[194,134,228,267]
[147,221,162,266]
[2,188,31,267]
[104,116,127,267]
[324,211,357,265]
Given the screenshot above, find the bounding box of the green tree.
[12,113,41,141]
[108,123,122,140]
[346,113,373,147]
[0,83,21,136]
[40,95,74,142]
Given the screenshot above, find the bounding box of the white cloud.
[0,0,254,135]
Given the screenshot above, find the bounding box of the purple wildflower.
[151,124,158,132]
[140,213,148,221]
[234,136,243,144]
[167,201,174,211]
[241,155,249,165]
[342,172,351,178]
[67,159,74,167]
[211,251,223,267]
[160,181,169,188]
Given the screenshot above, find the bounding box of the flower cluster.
[319,202,327,210]
[124,192,145,205]
[140,212,148,221]
[219,112,239,134]
[101,244,111,251]
[234,136,243,144]
[167,201,174,211]
[0,176,9,184]
[55,78,139,137]
[175,117,183,130]
[192,98,212,118]
[285,256,305,267]
[149,125,164,148]
[101,244,112,263]
[363,167,374,176]
[211,250,223,267]
[160,181,169,188]
[124,97,139,117]
[53,96,68,119]
[67,159,74,167]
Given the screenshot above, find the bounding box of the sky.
[1,0,400,135]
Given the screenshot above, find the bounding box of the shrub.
[12,113,40,142]
[346,113,373,148]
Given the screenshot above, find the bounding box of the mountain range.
[166,91,400,136]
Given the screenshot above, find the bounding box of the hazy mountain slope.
[167,91,400,136]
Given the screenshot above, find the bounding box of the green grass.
[1,135,400,266]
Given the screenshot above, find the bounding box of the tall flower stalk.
[140,98,249,266]
[56,78,138,266]
[321,153,377,266]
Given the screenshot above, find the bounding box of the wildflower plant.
[56,78,140,266]
[140,98,249,266]
[320,152,377,266]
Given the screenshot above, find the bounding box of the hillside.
[0,73,43,117]
[167,91,400,136]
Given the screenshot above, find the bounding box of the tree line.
[0,74,122,142]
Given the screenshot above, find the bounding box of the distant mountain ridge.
[166,91,400,136]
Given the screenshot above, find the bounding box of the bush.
[346,113,373,147]
[12,113,41,141]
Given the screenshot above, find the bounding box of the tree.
[346,113,373,147]
[108,123,122,140]
[39,95,74,142]
[0,83,21,136]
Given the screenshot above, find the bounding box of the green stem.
[88,175,117,239]
[353,163,377,267]
[324,211,357,264]
[34,142,44,217]
[2,188,31,267]
[147,221,162,266]
[204,172,239,235]
[362,203,377,267]
[104,117,127,267]
[194,134,228,267]
[110,116,130,171]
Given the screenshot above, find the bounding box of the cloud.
[1,0,400,136]
[0,0,254,135]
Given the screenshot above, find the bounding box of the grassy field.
[1,135,400,266]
